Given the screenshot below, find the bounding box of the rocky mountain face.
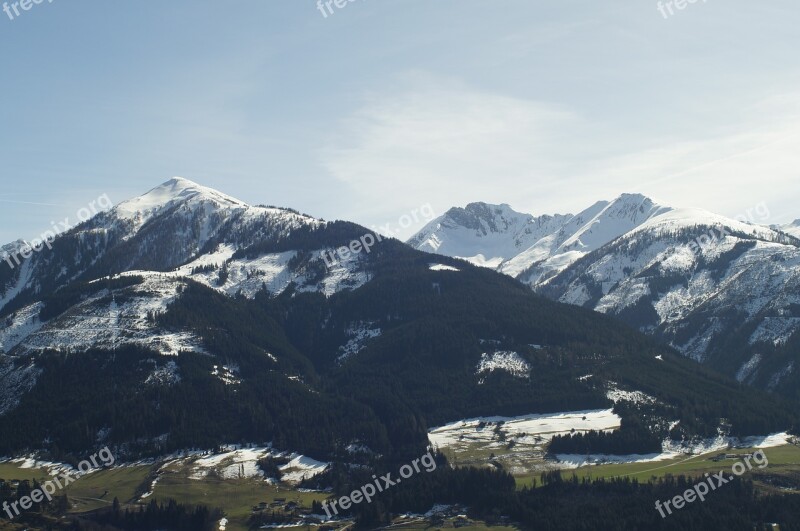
[407,202,571,269]
[409,197,800,400]
[410,194,671,282]
[0,178,372,357]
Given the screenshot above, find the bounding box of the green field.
[65,465,155,512]
[0,461,155,513]
[0,455,518,531]
[3,445,798,530]
[0,463,52,483]
[0,458,328,531]
[0,517,29,531]
[153,477,326,531]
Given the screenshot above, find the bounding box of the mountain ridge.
[408,195,800,399]
[2,179,796,465]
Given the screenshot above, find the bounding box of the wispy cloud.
[321,76,800,229]
[584,92,800,221]
[321,76,580,228]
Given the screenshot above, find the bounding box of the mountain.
[777,219,800,239]
[1,180,797,468]
[407,202,571,269]
[0,178,369,332]
[408,196,800,400]
[409,194,671,283]
[540,208,800,400]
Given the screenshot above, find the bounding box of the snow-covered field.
[428,408,795,474]
[0,444,330,505]
[428,409,621,450]
[428,409,622,473]
[428,409,621,468]
[559,431,795,469]
[169,446,329,485]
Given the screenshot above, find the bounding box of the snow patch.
[145,360,181,386]
[605,386,657,405]
[337,323,381,362]
[768,362,794,391]
[428,409,621,449]
[278,454,329,484]
[750,317,800,346]
[429,263,460,272]
[476,351,530,380]
[736,353,762,383]
[212,364,240,385]
[0,358,41,416]
[11,274,205,357]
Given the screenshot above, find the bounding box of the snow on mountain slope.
[510,194,672,283]
[539,210,800,391]
[550,208,790,310]
[0,178,367,320]
[3,274,204,357]
[0,258,35,313]
[0,356,40,416]
[84,178,323,272]
[546,210,800,327]
[0,302,45,352]
[476,351,531,380]
[409,195,800,394]
[0,178,380,368]
[337,322,382,363]
[556,194,671,258]
[1,248,373,357]
[174,245,372,298]
[628,207,780,246]
[408,193,671,283]
[778,220,800,238]
[0,240,27,260]
[113,177,246,228]
[407,202,570,268]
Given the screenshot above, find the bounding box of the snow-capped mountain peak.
[0,240,27,259]
[408,193,800,395]
[409,193,673,282]
[456,202,527,227]
[426,202,537,238]
[778,219,800,238]
[408,202,572,268]
[1,178,375,357]
[114,177,247,225]
[555,193,671,254]
[631,207,778,241]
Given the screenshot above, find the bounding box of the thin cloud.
[321,80,800,231]
[321,78,581,229]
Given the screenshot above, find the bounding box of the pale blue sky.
[1,0,799,243]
